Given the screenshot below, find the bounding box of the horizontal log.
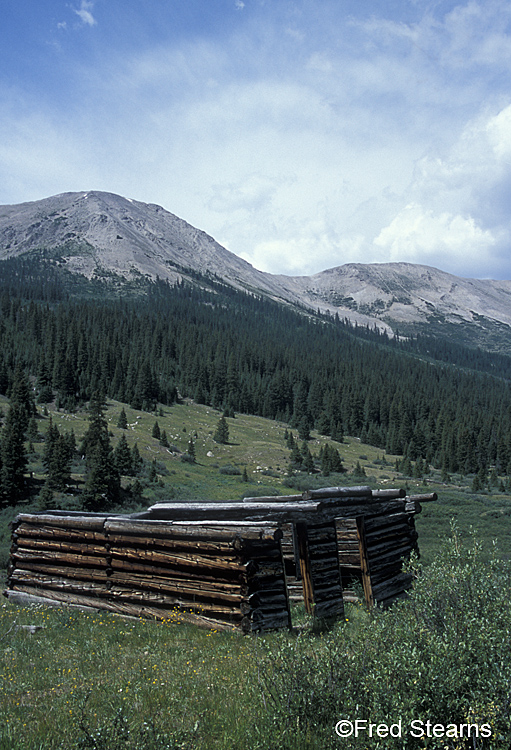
[243,612,291,633]
[371,489,406,499]
[12,538,107,557]
[365,525,417,544]
[364,513,415,533]
[406,493,437,503]
[371,572,413,597]
[107,570,248,599]
[13,548,109,569]
[242,493,304,503]
[313,600,344,618]
[104,533,240,555]
[105,558,249,583]
[14,523,107,543]
[14,513,108,531]
[104,519,283,544]
[367,544,417,569]
[9,569,108,595]
[102,589,245,616]
[9,562,110,582]
[366,535,418,558]
[6,586,243,630]
[108,547,248,573]
[303,486,372,499]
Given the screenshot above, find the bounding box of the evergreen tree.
[81,393,120,510]
[148,459,158,482]
[301,441,315,473]
[117,408,128,430]
[213,415,229,444]
[152,421,161,440]
[0,402,28,505]
[114,433,133,476]
[130,443,143,477]
[43,417,73,491]
[159,429,170,448]
[187,437,196,463]
[352,460,367,478]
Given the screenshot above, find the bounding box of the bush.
[218,465,241,475]
[258,527,511,749]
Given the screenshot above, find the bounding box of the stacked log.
[4,487,437,628]
[295,521,344,619]
[5,514,290,633]
[334,491,437,608]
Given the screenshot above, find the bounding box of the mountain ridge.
[2,190,511,350]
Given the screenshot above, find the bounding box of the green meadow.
[1,398,511,749]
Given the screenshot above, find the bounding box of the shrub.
[258,527,511,749]
[218,465,241,475]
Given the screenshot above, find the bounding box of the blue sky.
[1,0,511,279]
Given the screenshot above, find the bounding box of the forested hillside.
[1,255,511,485]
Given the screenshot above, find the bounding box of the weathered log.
[12,538,107,556]
[371,488,406,499]
[14,513,108,531]
[105,558,249,583]
[5,587,242,630]
[303,486,373,500]
[406,493,437,503]
[13,548,109,568]
[108,547,250,572]
[7,562,110,582]
[14,523,108,543]
[104,519,283,544]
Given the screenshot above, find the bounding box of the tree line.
[1,261,511,483]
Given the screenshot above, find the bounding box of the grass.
[2,531,510,749]
[0,599,325,750]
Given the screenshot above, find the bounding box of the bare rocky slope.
[2,190,511,348]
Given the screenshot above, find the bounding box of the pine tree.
[81,393,120,511]
[213,415,229,444]
[187,437,196,463]
[301,442,315,473]
[152,421,161,440]
[0,402,28,505]
[117,408,128,430]
[159,429,170,448]
[43,417,73,491]
[114,433,133,476]
[130,443,143,476]
[148,459,158,482]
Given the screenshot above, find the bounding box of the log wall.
[4,487,437,628]
[5,514,290,633]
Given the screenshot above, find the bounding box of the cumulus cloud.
[374,204,497,272]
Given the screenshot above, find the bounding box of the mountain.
[2,190,511,351]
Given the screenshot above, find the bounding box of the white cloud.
[2,0,511,279]
[74,1,97,27]
[374,204,497,272]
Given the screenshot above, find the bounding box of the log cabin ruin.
[4,486,436,633]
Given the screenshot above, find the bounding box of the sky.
[1,1,511,279]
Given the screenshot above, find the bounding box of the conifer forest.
[2,254,511,507]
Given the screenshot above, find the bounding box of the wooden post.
[295,522,314,614]
[356,516,373,608]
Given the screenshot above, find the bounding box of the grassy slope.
[2,398,511,749]
[2,394,511,569]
